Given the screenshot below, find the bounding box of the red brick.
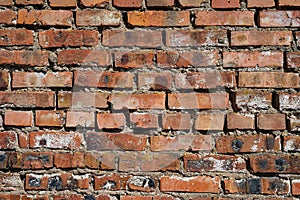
[97,113,125,129]
[287,52,300,68]
[166,30,228,47]
[128,11,189,27]
[15,0,43,5]
[278,92,300,110]
[12,72,72,88]
[119,152,180,171]
[72,174,89,189]
[146,0,174,7]
[102,30,163,48]
[278,0,300,6]
[0,0,12,6]
[168,93,229,110]
[261,177,290,195]
[260,11,300,27]
[0,50,49,66]
[81,0,109,7]
[85,152,116,170]
[0,132,17,149]
[18,9,73,27]
[94,173,130,190]
[58,92,109,109]
[130,113,159,129]
[223,178,246,193]
[151,135,212,151]
[195,11,254,26]
[0,71,9,88]
[216,134,280,153]
[66,111,95,128]
[0,29,33,46]
[239,72,299,88]
[39,30,98,48]
[138,72,172,90]
[49,0,76,7]
[110,93,165,110]
[76,10,121,27]
[283,135,300,151]
[25,174,48,190]
[18,132,29,148]
[223,51,283,68]
[292,180,300,195]
[58,50,111,66]
[85,132,147,151]
[157,50,220,68]
[231,31,293,46]
[30,131,82,150]
[12,152,53,169]
[184,154,246,172]
[212,0,240,8]
[74,70,133,89]
[35,110,64,127]
[113,0,142,8]
[162,113,190,130]
[247,0,275,7]
[195,113,225,130]
[54,153,85,168]
[0,173,22,191]
[0,91,55,108]
[115,51,155,69]
[0,10,16,24]
[250,154,300,173]
[178,0,208,7]
[175,72,235,89]
[235,90,272,110]
[5,111,32,126]
[257,113,286,130]
[160,176,220,193]
[227,113,255,130]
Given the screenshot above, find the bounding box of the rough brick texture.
[0,1,299,199]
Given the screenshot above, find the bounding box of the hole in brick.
[40,155,50,163]
[84,195,95,200]
[121,54,129,65]
[39,139,47,146]
[143,178,155,188]
[29,177,41,187]
[231,139,243,152]
[102,75,110,84]
[247,178,261,194]
[275,158,287,171]
[128,176,156,189]
[102,180,117,190]
[1,35,9,42]
[258,159,268,169]
[48,176,62,190]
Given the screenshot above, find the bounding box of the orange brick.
[35,110,64,127]
[247,0,275,7]
[146,0,174,7]
[212,0,240,8]
[97,113,125,129]
[66,111,95,128]
[0,0,12,6]
[162,113,191,130]
[0,10,16,25]
[278,0,300,6]
[195,113,225,130]
[178,0,208,7]
[15,0,43,5]
[130,113,159,129]
[5,111,32,126]
[76,10,121,27]
[292,180,300,195]
[49,0,76,7]
[80,0,109,7]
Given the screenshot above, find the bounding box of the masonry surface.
[0,0,300,199]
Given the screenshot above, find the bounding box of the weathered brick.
[178,0,208,7]
[97,113,125,129]
[278,92,300,110]
[212,0,239,8]
[85,152,116,170]
[231,31,293,46]
[247,0,275,7]
[110,93,166,110]
[15,0,43,5]
[227,113,255,130]
[85,132,147,151]
[166,30,228,47]
[0,50,49,66]
[0,173,22,191]
[168,93,229,110]
[262,177,290,195]
[54,153,85,168]
[0,29,33,46]
[0,91,55,108]
[94,173,129,190]
[18,9,73,26]
[0,132,17,149]
[162,113,190,130]
[66,111,95,128]
[175,72,236,89]
[113,0,142,8]
[102,30,163,48]
[74,70,133,89]
[223,51,283,68]
[130,113,158,129]
[81,0,109,7]
[287,52,300,68]
[195,113,225,130]
[257,113,286,130]
[49,0,76,7]
[30,131,82,149]
[39,30,98,48]
[235,90,272,110]
[195,11,254,26]
[115,51,155,68]
[184,154,246,172]
[5,111,32,126]
[12,72,72,88]
[292,180,300,195]
[128,11,189,27]
[260,11,300,27]
[296,32,300,47]
[278,0,300,6]
[138,72,173,90]
[72,174,89,189]
[151,135,212,151]
[25,174,48,190]
[290,115,300,132]
[76,10,121,27]
[0,71,9,88]
[35,110,65,127]
[12,152,53,169]
[19,132,29,147]
[216,134,280,153]
[0,0,12,6]
[58,50,111,66]
[146,0,174,7]
[0,10,16,24]
[160,176,220,193]
[239,72,299,88]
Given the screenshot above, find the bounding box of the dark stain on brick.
[187,160,213,171]
[84,195,95,200]
[54,31,67,43]
[275,158,287,171]
[266,137,275,150]
[40,155,50,163]
[258,159,268,169]
[29,177,41,187]
[231,139,243,152]
[154,76,168,90]
[0,154,6,162]
[121,54,129,64]
[102,75,110,84]
[247,178,261,194]
[39,139,47,146]
[143,178,155,188]
[48,176,62,190]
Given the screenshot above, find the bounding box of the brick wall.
[0,0,300,199]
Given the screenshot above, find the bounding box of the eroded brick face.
[0,0,299,199]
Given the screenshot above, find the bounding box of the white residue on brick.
[284,139,296,151]
[34,133,77,149]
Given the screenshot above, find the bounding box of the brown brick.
[0,10,16,25]
[0,29,33,46]
[166,30,228,47]
[212,0,240,8]
[113,0,142,8]
[39,30,98,48]
[287,52,300,68]
[216,134,280,153]
[128,11,189,27]
[292,180,300,195]
[168,93,229,110]
[195,11,254,26]
[227,113,255,130]
[138,72,173,90]
[5,111,32,126]
[223,51,283,68]
[102,30,163,48]
[261,177,290,195]
[278,0,300,6]
[160,176,220,193]
[146,0,174,7]
[247,0,275,7]
[257,113,286,130]
[66,111,95,128]
[97,113,125,129]
[18,9,73,27]
[260,11,300,27]
[235,90,272,110]
[178,0,208,7]
[12,72,72,88]
[85,152,116,170]
[151,135,212,151]
[195,113,225,130]
[15,0,43,5]
[0,50,49,66]
[49,0,76,7]
[162,113,190,130]
[0,71,9,88]
[76,10,121,27]
[30,131,82,150]
[239,72,299,88]
[231,31,293,46]
[0,0,12,6]
[81,0,109,7]
[12,152,53,169]
[0,132,17,149]
[115,51,155,69]
[35,110,65,127]
[130,113,159,129]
